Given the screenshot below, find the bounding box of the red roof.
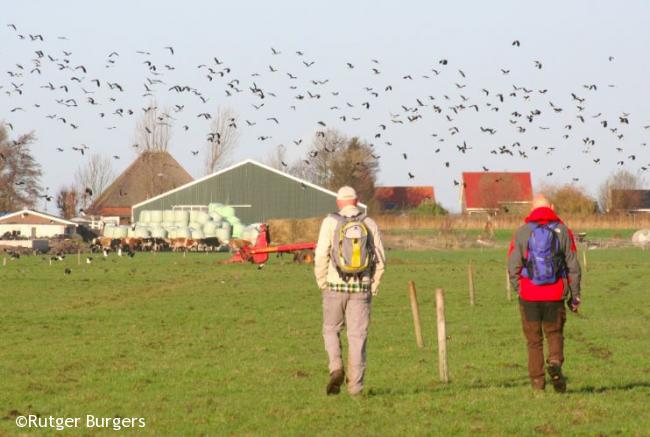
[375,186,435,210]
[92,206,132,218]
[462,172,532,210]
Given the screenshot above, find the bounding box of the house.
[374,186,435,211]
[132,159,366,224]
[609,189,650,213]
[461,172,533,214]
[0,208,77,239]
[87,151,193,223]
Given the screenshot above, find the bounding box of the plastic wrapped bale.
[225,215,241,226]
[217,205,236,218]
[161,222,175,229]
[149,210,163,223]
[232,223,245,239]
[189,210,199,223]
[220,221,232,235]
[103,225,115,238]
[196,211,210,225]
[163,210,175,223]
[174,210,190,225]
[151,227,168,239]
[139,210,151,224]
[209,212,223,222]
[632,229,650,248]
[174,227,191,239]
[191,229,205,240]
[203,221,219,236]
[135,227,151,238]
[188,222,201,230]
[208,203,223,214]
[215,228,231,244]
[114,225,129,239]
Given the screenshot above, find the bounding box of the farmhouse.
[374,186,435,211]
[461,172,533,214]
[0,208,77,238]
[132,159,366,223]
[609,189,650,213]
[87,151,193,223]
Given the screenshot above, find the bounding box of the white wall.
[0,224,68,238]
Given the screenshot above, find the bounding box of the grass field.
[1,247,649,436]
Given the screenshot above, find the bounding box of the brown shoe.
[531,377,546,390]
[547,363,566,393]
[326,369,345,395]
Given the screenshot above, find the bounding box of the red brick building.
[374,186,435,211]
[461,172,532,214]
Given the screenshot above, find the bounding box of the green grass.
[1,248,649,436]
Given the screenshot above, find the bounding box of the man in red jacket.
[508,194,582,392]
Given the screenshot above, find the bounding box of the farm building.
[132,159,366,223]
[0,208,77,239]
[374,186,435,211]
[87,151,193,223]
[461,172,533,214]
[609,189,650,213]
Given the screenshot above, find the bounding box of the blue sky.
[2,0,649,212]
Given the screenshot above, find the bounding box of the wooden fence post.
[2,256,6,267]
[506,269,512,301]
[582,250,588,273]
[435,288,449,383]
[77,249,81,266]
[468,262,475,306]
[407,281,424,348]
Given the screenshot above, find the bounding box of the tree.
[265,144,289,171]
[204,106,240,175]
[598,169,645,212]
[134,100,172,154]
[74,153,115,210]
[540,184,598,216]
[0,125,42,211]
[299,129,379,204]
[56,185,79,219]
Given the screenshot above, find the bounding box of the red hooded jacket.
[507,207,579,301]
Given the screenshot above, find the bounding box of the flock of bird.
[2,22,649,203]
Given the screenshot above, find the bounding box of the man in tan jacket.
[314,186,386,396]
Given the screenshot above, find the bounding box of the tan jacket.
[314,205,386,295]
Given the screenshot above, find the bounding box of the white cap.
[336,186,357,200]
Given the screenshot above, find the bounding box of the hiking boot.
[326,369,345,395]
[531,377,546,390]
[547,363,566,393]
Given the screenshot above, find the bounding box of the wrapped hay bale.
[175,227,191,239]
[203,221,219,235]
[209,212,223,222]
[232,223,245,239]
[215,228,231,244]
[208,203,223,214]
[139,210,151,223]
[135,227,151,238]
[225,215,241,226]
[632,229,650,248]
[103,225,115,238]
[150,210,163,223]
[217,205,236,218]
[196,211,210,225]
[188,222,201,230]
[114,225,129,239]
[151,228,168,239]
[189,210,199,223]
[163,210,175,223]
[174,210,189,225]
[267,218,322,244]
[191,229,205,240]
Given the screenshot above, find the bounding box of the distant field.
[383,228,639,244]
[1,248,649,435]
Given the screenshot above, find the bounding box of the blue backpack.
[522,222,566,285]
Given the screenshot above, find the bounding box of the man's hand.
[569,296,581,313]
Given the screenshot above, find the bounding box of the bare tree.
[134,100,173,153]
[204,106,240,175]
[56,185,79,219]
[0,125,42,211]
[299,129,379,203]
[598,169,645,212]
[265,144,289,171]
[74,153,115,210]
